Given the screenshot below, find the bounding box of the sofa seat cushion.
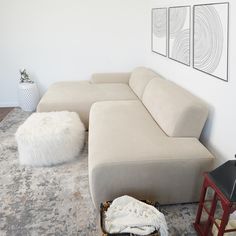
[89,100,214,207]
[37,81,137,129]
[89,100,166,159]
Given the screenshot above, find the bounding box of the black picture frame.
[151,8,168,57]
[168,5,191,66]
[193,2,229,82]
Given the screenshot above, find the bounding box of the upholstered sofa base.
[89,159,212,208]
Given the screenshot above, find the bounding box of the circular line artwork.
[194,6,224,74]
[171,29,190,65]
[169,6,190,65]
[153,9,167,38]
[169,7,187,39]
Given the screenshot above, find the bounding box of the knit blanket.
[105,196,168,236]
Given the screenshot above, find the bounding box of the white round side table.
[18,83,40,112]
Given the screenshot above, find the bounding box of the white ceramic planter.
[18,83,40,112]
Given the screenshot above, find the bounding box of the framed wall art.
[168,6,191,66]
[152,8,168,57]
[193,3,229,81]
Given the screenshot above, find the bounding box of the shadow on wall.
[200,104,214,144]
[200,105,227,167]
[30,71,55,99]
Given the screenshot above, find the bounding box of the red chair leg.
[195,179,208,225]
[217,207,230,236]
[204,192,218,235]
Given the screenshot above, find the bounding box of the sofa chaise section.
[89,100,214,207]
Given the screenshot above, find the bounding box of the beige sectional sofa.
[37,67,214,208]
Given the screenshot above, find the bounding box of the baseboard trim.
[0,102,18,107]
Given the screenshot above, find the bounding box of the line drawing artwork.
[152,8,167,57]
[193,3,229,81]
[169,6,191,66]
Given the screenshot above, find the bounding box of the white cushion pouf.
[15,111,85,166]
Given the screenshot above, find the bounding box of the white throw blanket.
[105,196,168,236]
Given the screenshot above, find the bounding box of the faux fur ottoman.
[15,111,85,166]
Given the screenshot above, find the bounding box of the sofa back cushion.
[142,78,209,138]
[129,67,158,99]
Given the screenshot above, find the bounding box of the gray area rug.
[0,108,197,236]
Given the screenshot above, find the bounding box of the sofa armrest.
[91,73,131,84]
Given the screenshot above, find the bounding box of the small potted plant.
[20,69,34,84]
[18,69,40,112]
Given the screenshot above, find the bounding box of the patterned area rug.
[0,108,198,236]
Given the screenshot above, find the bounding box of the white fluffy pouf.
[15,111,85,166]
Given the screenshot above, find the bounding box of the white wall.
[147,0,236,164]
[0,0,148,106]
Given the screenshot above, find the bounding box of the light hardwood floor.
[0,107,14,122]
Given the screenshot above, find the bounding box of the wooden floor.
[0,107,14,122]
